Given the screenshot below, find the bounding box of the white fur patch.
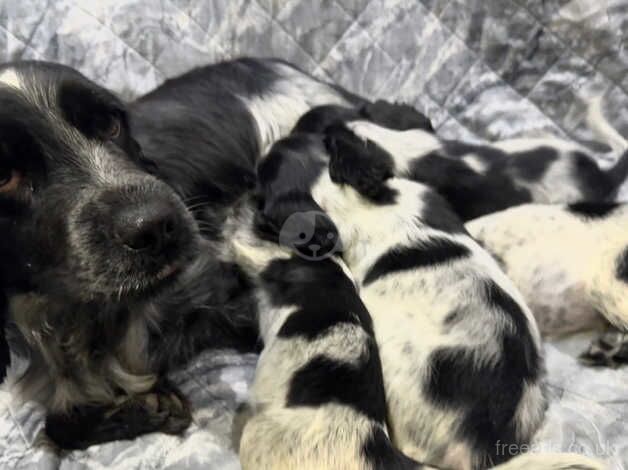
[467,203,628,332]
[0,69,23,90]
[241,64,350,154]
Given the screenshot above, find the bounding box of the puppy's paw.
[360,99,434,132]
[579,329,628,368]
[324,124,396,204]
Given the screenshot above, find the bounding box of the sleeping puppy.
[466,202,628,367]
[297,100,628,221]
[225,205,422,470]
[255,124,603,470]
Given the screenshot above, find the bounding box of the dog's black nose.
[114,201,180,253]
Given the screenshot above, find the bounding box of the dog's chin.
[87,255,195,305]
[120,263,188,302]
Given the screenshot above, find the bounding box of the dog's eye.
[105,116,121,140]
[0,168,21,193]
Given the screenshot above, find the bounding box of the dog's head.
[0,62,198,303]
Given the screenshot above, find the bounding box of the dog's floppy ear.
[360,100,434,133]
[324,124,397,204]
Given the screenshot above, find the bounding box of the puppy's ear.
[324,124,397,204]
[360,100,434,133]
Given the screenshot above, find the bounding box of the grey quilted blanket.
[0,1,627,469]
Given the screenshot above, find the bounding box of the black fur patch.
[425,280,541,463]
[59,79,127,142]
[146,256,261,371]
[292,105,360,134]
[287,352,386,423]
[130,59,277,206]
[426,347,520,466]
[616,247,628,283]
[571,151,618,201]
[605,149,628,193]
[363,238,471,286]
[412,144,558,220]
[261,258,371,339]
[258,135,328,192]
[419,191,467,234]
[359,100,434,133]
[483,281,540,379]
[325,123,397,204]
[510,146,558,181]
[408,151,532,220]
[262,257,374,337]
[567,201,620,218]
[362,426,421,470]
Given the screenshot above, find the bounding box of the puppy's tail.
[587,96,627,154]
[587,97,628,194]
[490,452,606,470]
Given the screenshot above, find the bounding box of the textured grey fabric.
[0,1,627,469]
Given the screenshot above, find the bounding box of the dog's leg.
[45,379,191,449]
[579,327,628,368]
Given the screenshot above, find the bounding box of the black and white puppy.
[297,100,628,221]
[256,123,603,470]
[224,204,422,470]
[467,202,628,366]
[0,58,363,448]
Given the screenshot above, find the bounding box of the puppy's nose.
[114,201,180,253]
